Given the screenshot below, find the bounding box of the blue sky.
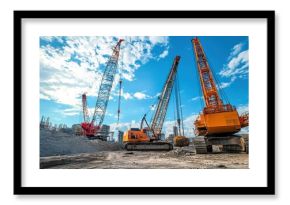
[40,36,249,137]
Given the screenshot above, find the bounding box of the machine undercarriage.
[193,134,249,154]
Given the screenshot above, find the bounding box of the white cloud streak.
[158,50,169,59]
[191,96,203,101]
[133,92,151,100]
[62,107,81,116]
[219,48,249,78]
[218,76,237,89]
[229,43,243,58]
[218,42,248,88]
[120,88,155,101]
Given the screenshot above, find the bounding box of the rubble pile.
[40,129,122,157]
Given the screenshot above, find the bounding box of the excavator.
[191,37,249,153]
[123,56,181,151]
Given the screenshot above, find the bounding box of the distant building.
[173,126,178,136]
[40,116,52,130]
[45,117,50,129]
[40,116,46,128]
[160,133,165,141]
[166,134,174,143]
[94,124,111,141]
[118,131,124,144]
[61,127,73,134]
[72,124,83,136]
[100,124,110,136]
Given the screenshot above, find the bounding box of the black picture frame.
[14,10,275,195]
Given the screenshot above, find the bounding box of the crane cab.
[122,128,150,143]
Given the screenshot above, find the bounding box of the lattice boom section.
[151,56,180,138]
[192,37,222,108]
[91,40,123,126]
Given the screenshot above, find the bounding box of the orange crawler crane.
[192,37,249,153]
[122,56,181,151]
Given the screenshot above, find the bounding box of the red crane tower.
[81,39,124,139]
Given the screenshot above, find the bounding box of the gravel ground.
[40,148,248,169]
[40,129,248,169]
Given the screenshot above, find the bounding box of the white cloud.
[155,92,161,97]
[218,82,230,89]
[228,50,248,70]
[237,104,249,115]
[148,36,169,45]
[163,114,198,138]
[133,92,150,100]
[159,50,169,59]
[62,107,81,116]
[120,90,153,101]
[109,120,140,132]
[217,42,248,89]
[41,36,64,44]
[40,36,169,110]
[191,96,203,101]
[229,43,243,58]
[118,36,169,81]
[119,88,149,100]
[122,92,133,100]
[150,104,156,111]
[218,76,237,89]
[219,50,249,78]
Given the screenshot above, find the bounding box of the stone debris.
[40,129,122,157]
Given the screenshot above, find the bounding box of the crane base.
[193,135,247,154]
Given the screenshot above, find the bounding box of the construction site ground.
[40,147,248,169]
[40,129,248,169]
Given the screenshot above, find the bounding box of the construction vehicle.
[173,136,189,147]
[123,56,181,151]
[191,37,249,153]
[81,39,124,140]
[172,72,189,147]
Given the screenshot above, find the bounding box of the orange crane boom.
[192,37,248,153]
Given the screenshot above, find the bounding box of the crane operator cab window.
[130,134,137,139]
[145,130,153,138]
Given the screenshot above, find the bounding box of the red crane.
[81,39,124,139]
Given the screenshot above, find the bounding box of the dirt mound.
[40,129,122,157]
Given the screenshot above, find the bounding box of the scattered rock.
[40,129,122,157]
[217,164,227,168]
[125,152,134,155]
